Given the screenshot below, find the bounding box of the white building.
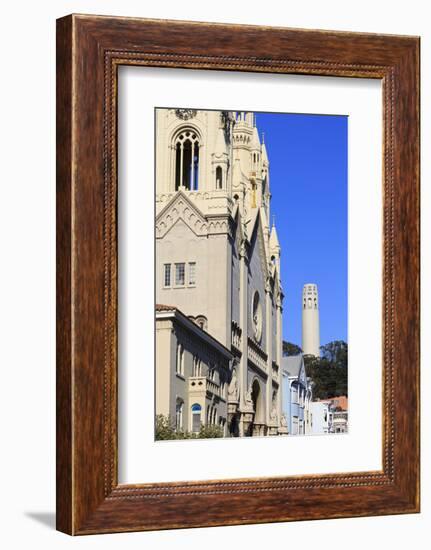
[155,108,285,437]
[310,401,332,434]
[311,397,349,434]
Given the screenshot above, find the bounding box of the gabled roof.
[248,207,269,280]
[155,190,207,238]
[282,355,303,377]
[156,303,233,360]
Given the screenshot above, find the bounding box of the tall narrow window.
[192,355,201,377]
[176,343,184,375]
[188,262,196,286]
[175,399,183,430]
[215,166,223,190]
[163,263,171,287]
[175,263,185,286]
[174,130,200,191]
[191,404,201,432]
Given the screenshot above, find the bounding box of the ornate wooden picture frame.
[56,14,420,535]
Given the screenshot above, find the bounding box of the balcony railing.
[189,376,224,400]
[247,338,268,373]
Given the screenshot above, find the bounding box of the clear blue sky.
[255,112,348,347]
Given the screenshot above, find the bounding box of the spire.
[270,224,280,252]
[251,125,261,151]
[261,137,269,166]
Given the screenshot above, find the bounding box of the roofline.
[156,308,233,360]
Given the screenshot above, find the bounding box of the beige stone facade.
[155,108,285,437]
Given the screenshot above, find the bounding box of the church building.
[155,108,287,437]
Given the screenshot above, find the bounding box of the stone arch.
[251,377,264,424]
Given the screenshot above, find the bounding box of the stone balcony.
[247,338,268,374]
[189,376,225,401]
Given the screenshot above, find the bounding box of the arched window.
[192,355,202,377]
[215,166,223,189]
[174,130,200,191]
[175,399,183,430]
[191,403,202,432]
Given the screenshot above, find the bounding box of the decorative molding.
[175,108,197,120]
[156,192,208,238]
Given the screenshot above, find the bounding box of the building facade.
[155,109,285,437]
[281,354,313,435]
[310,401,332,434]
[156,305,232,435]
[311,396,349,434]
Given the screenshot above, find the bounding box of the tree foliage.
[155,414,224,441]
[304,340,348,400]
[282,341,302,356]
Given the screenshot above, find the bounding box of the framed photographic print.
[56,14,420,535]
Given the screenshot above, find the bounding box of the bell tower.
[302,284,320,357]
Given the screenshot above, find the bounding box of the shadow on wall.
[25,512,56,530]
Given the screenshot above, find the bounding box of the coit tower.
[302,284,320,357]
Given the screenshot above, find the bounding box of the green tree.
[197,423,224,439]
[304,341,348,400]
[320,340,348,367]
[282,341,302,356]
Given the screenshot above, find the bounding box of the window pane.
[163,263,171,286]
[192,413,200,432]
[188,262,196,285]
[175,263,185,285]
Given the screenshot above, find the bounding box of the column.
[190,141,195,190]
[265,279,273,429]
[276,294,283,421]
[238,239,248,437]
[179,143,184,188]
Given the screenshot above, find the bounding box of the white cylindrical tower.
[302,284,320,357]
